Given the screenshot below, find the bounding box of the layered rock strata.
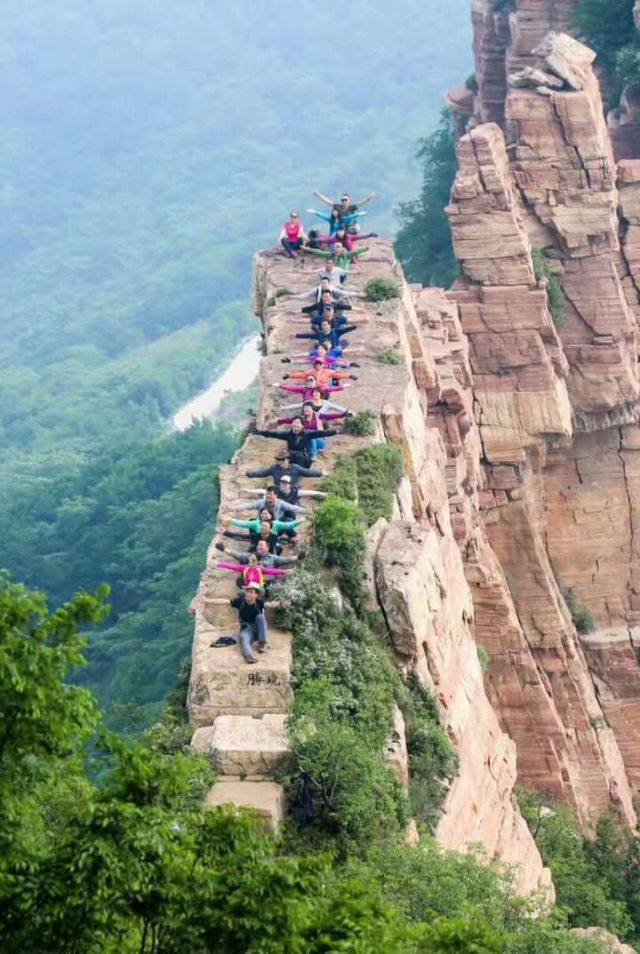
[188,239,550,895]
[443,21,640,826]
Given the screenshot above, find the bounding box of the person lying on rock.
[282,342,359,370]
[276,401,346,427]
[316,261,348,286]
[277,374,350,403]
[298,302,357,334]
[313,190,377,221]
[284,358,356,389]
[222,508,303,538]
[313,224,378,252]
[215,537,298,568]
[302,241,368,270]
[300,289,353,316]
[281,386,350,418]
[266,403,330,458]
[295,318,359,350]
[232,484,306,518]
[207,582,288,664]
[294,278,358,304]
[216,552,288,590]
[245,450,325,486]
[279,211,307,259]
[220,511,303,550]
[237,474,326,503]
[252,415,339,469]
[307,205,367,236]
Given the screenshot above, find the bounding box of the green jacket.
[305,246,368,269]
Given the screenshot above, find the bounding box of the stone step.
[205,779,285,832]
[192,713,288,776]
[189,623,292,726]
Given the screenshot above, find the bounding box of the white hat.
[244,582,264,592]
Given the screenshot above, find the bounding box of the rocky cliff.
[187,0,640,909]
[444,4,640,828]
[186,240,551,897]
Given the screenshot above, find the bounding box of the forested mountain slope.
[1,1,471,722]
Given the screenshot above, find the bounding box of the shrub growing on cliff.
[364,277,400,302]
[395,109,459,288]
[377,347,402,365]
[518,790,637,943]
[398,675,458,832]
[571,0,637,98]
[322,445,403,527]
[531,248,567,328]
[343,408,377,436]
[565,592,595,634]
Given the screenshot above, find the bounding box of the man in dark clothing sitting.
[245,451,324,487]
[206,583,288,664]
[253,417,338,470]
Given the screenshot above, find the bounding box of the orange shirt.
[289,367,350,386]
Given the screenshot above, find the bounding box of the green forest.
[1,0,471,720]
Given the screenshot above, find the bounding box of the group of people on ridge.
[208,190,378,663]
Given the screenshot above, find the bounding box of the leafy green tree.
[570,0,636,77]
[395,110,459,288]
[518,790,635,941]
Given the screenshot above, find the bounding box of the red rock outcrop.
[189,240,552,896]
[443,25,640,828]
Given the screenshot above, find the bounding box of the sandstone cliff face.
[188,239,551,896]
[444,6,640,828]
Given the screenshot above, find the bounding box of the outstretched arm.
[216,561,244,573]
[301,246,330,259]
[262,566,287,578]
[354,192,377,207]
[307,208,331,223]
[305,428,338,439]
[254,429,288,439]
[246,466,273,478]
[313,190,334,207]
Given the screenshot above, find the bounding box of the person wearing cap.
[279,212,307,259]
[207,585,288,664]
[253,416,339,469]
[245,452,324,487]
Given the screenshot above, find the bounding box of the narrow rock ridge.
[188,239,551,896]
[445,14,640,827]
